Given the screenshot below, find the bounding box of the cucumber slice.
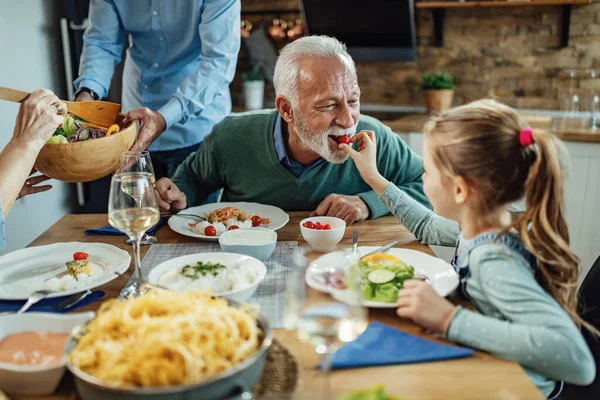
[367,269,395,284]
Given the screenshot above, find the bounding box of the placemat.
[129,242,298,328]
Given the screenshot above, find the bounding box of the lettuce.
[355,261,415,303]
[337,384,404,400]
[61,114,77,135]
[46,135,68,144]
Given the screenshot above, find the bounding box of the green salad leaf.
[46,135,68,144]
[354,260,415,303]
[337,384,404,400]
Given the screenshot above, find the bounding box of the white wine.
[120,173,152,203]
[109,207,160,236]
[295,303,368,349]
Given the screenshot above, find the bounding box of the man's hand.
[123,107,167,152]
[74,91,94,102]
[310,194,370,225]
[17,169,53,200]
[154,178,186,213]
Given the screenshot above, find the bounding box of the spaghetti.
[68,290,260,388]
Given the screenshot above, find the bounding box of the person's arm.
[0,90,65,217]
[73,0,124,99]
[157,0,241,130]
[446,248,596,385]
[355,124,430,219]
[171,133,225,207]
[378,183,459,246]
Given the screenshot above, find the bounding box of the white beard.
[292,108,357,164]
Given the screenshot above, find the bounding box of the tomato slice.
[336,135,351,145]
[251,215,262,227]
[303,221,315,229]
[204,226,217,236]
[228,225,239,231]
[73,252,88,260]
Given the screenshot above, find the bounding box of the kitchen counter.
[383,113,600,144]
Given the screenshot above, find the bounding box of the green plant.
[242,65,263,82]
[422,72,455,90]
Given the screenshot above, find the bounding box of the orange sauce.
[0,332,69,366]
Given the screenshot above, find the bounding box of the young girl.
[339,99,596,398]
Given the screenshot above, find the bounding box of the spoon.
[0,87,121,127]
[17,290,53,314]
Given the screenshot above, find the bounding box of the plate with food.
[0,242,131,300]
[147,252,267,301]
[305,247,459,308]
[168,202,290,241]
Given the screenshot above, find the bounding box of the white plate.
[168,202,290,241]
[305,247,459,308]
[147,252,267,301]
[0,242,131,300]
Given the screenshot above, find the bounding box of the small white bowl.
[0,312,95,396]
[300,216,346,252]
[218,228,277,261]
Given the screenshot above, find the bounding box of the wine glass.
[108,172,160,298]
[285,245,368,399]
[121,151,158,245]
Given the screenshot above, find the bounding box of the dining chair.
[558,254,600,399]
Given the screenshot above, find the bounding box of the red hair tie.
[519,127,534,147]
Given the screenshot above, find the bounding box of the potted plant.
[422,72,455,114]
[242,66,265,111]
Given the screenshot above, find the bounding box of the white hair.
[273,35,356,106]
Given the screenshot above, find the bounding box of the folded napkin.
[84,218,166,236]
[0,291,105,313]
[330,322,474,369]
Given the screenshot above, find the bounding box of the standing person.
[74,0,240,185]
[342,99,596,398]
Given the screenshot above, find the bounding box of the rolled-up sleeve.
[158,0,241,129]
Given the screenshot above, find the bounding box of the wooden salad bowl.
[35,116,137,183]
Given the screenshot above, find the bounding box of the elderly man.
[155,35,429,224]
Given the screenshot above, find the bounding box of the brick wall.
[235,0,600,110]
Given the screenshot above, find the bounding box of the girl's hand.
[338,130,389,195]
[396,280,457,334]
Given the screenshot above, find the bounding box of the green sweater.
[172,109,430,219]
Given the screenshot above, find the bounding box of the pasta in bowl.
[65,289,272,400]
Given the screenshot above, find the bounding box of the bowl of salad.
[34,113,136,182]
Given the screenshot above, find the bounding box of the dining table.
[13,212,543,400]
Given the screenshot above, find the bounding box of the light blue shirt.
[273,114,327,178]
[75,0,241,151]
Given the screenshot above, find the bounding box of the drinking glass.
[285,245,368,399]
[108,172,160,298]
[586,69,599,130]
[121,151,158,245]
[558,70,581,131]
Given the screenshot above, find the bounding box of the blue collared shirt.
[273,114,327,178]
[75,0,241,151]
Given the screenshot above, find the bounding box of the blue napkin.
[84,218,166,236]
[0,291,105,313]
[330,321,474,369]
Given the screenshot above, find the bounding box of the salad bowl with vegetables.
[305,247,459,308]
[34,113,136,182]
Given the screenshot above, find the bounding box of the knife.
[54,289,92,311]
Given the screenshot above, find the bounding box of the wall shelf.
[416,0,592,48]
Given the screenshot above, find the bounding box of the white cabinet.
[397,131,600,281]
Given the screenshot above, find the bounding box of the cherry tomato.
[323,224,332,230]
[251,215,262,227]
[228,225,239,231]
[303,221,315,229]
[73,252,88,260]
[314,222,323,230]
[204,226,217,236]
[336,135,351,145]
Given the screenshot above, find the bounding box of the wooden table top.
[384,113,600,144]
[15,212,543,400]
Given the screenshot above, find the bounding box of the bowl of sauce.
[0,312,94,396]
[218,228,277,261]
